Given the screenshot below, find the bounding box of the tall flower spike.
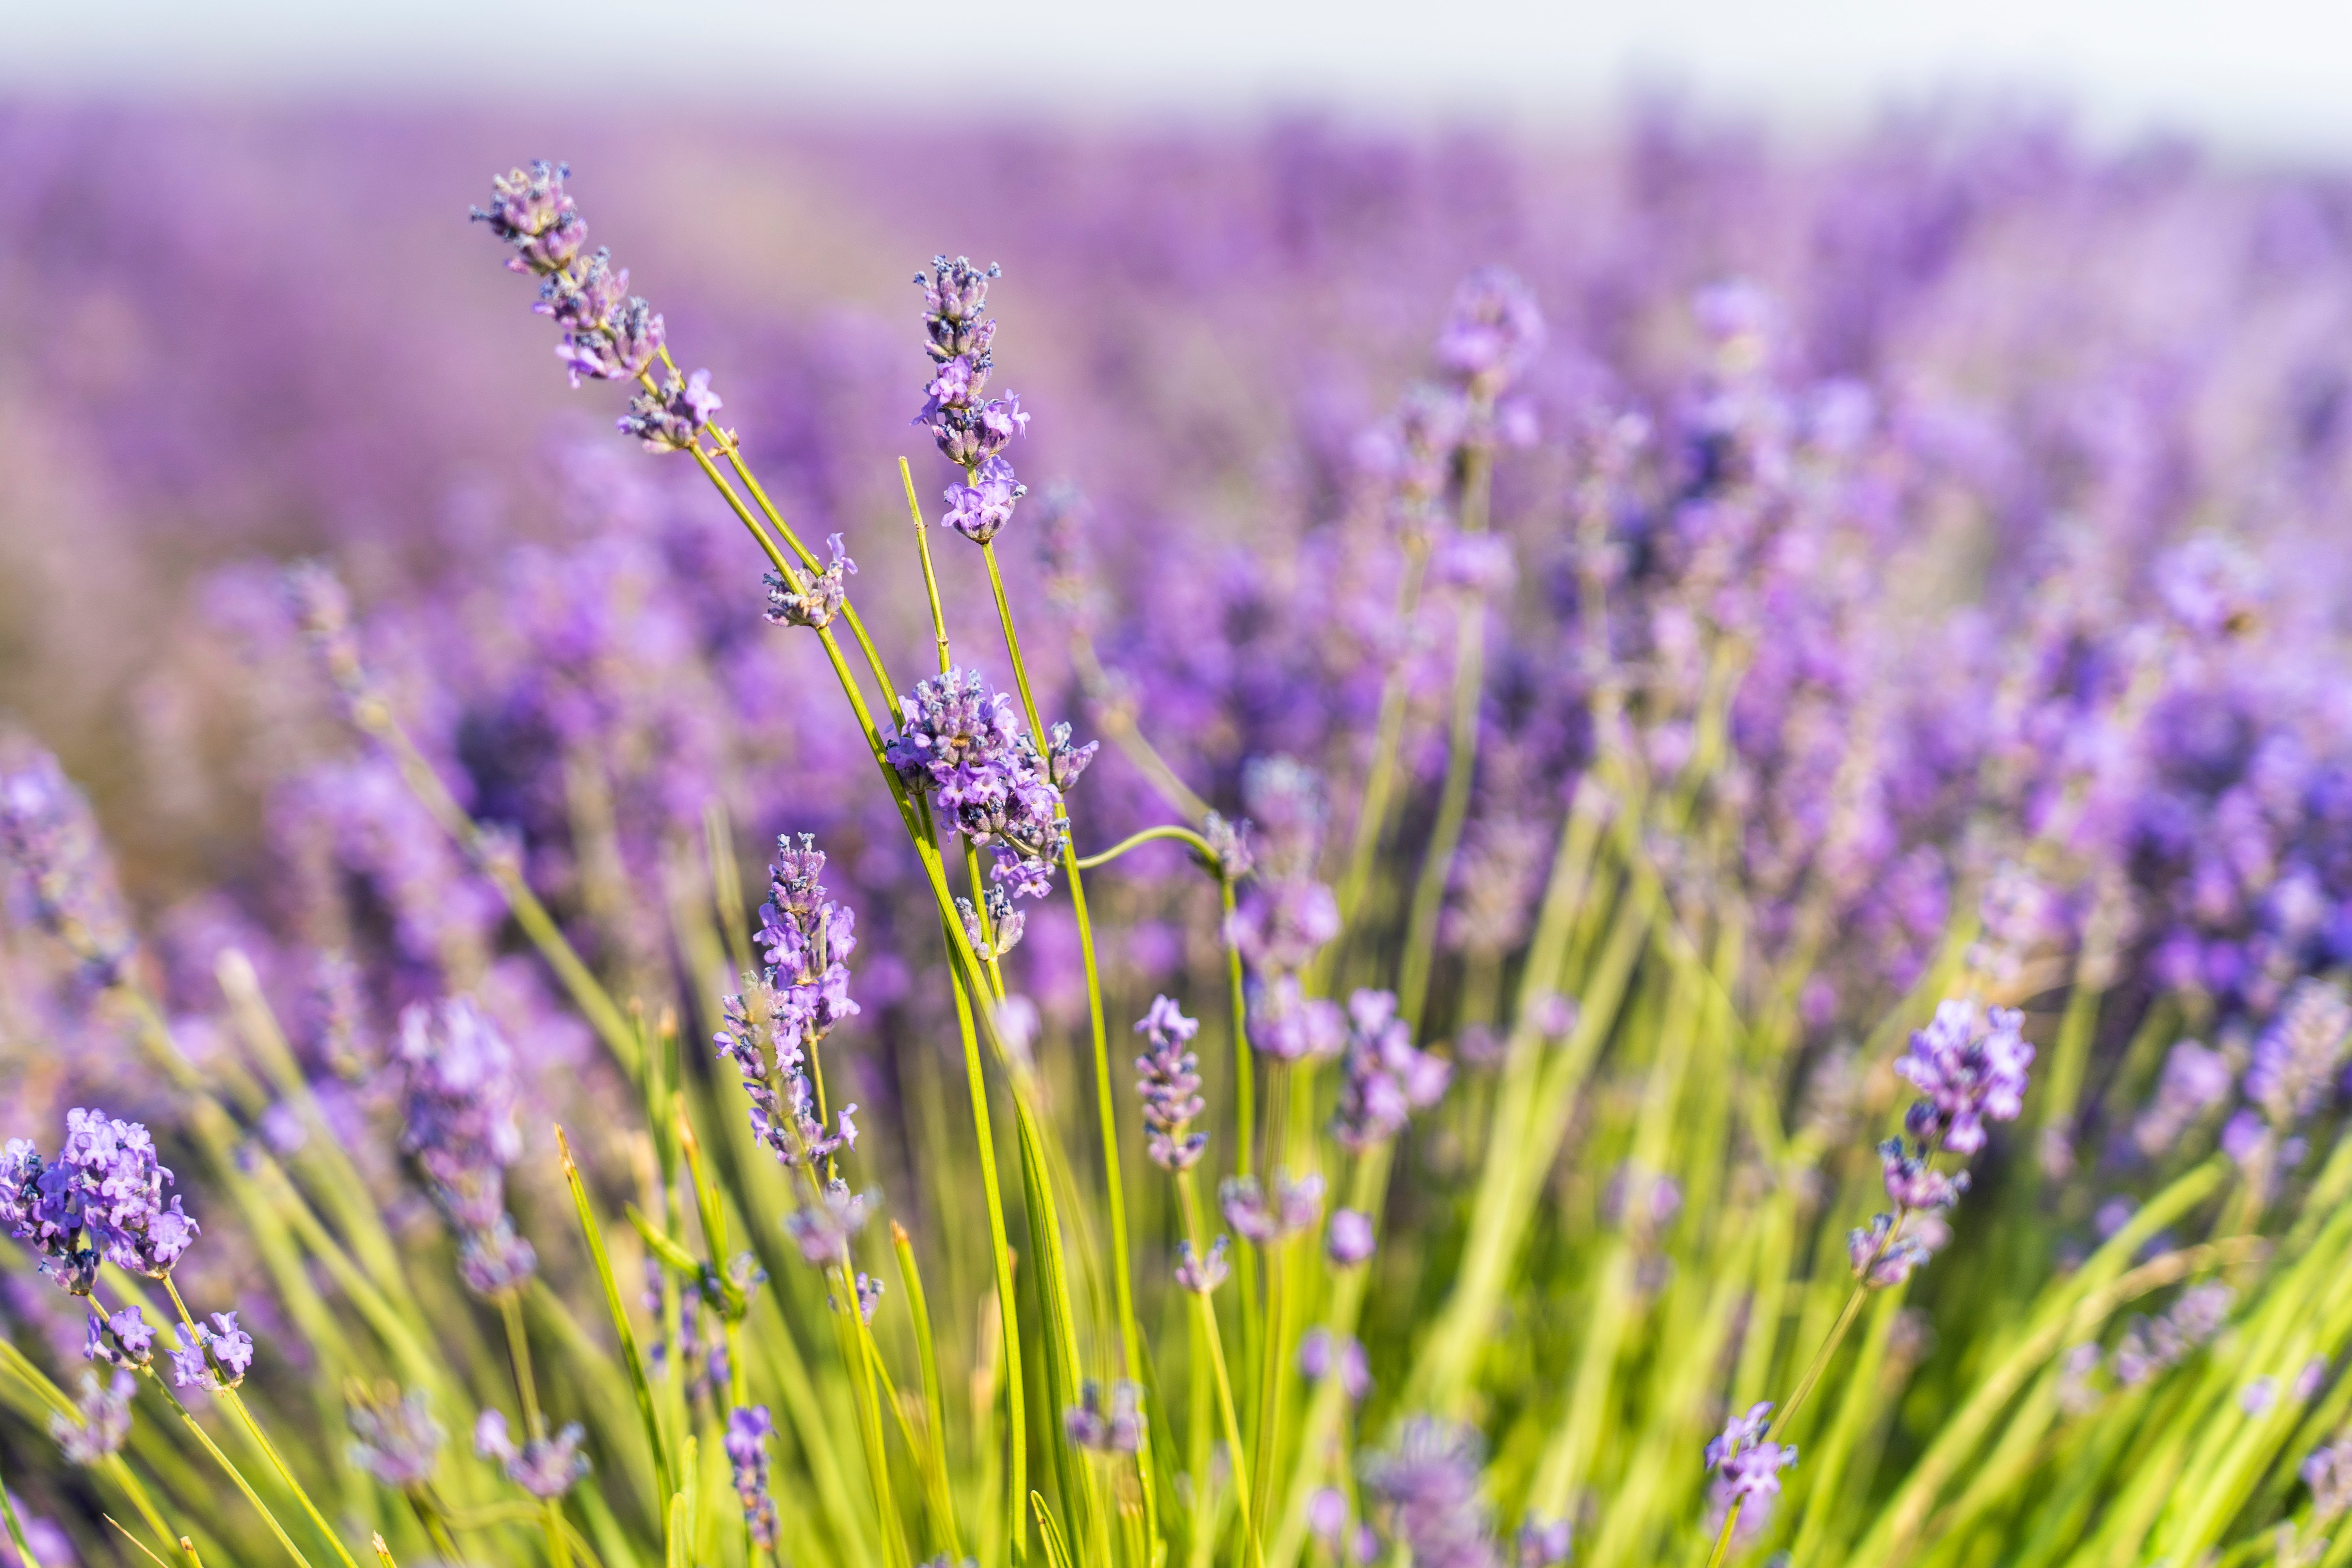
[395,998,538,1296]
[0,744,137,987]
[885,668,1094,899]
[51,1370,133,1465]
[726,1405,779,1549]
[914,256,1031,539]
[1134,995,1208,1171]
[1333,989,1452,1152]
[717,835,863,1171]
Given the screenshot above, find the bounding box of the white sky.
[10,0,2352,158]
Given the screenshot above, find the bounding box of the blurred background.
[6,0,2352,909]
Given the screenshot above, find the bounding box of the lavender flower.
[2246,979,2351,1126]
[1333,989,1452,1152]
[2134,1039,2234,1157]
[716,835,863,1170]
[50,1371,132,1465]
[1705,1402,1798,1519]
[1174,1236,1229,1295]
[1222,1171,1324,1244]
[914,256,1031,539]
[1515,1516,1573,1568]
[395,998,537,1295]
[1877,1137,1968,1212]
[1895,999,2035,1157]
[725,1405,779,1549]
[1327,1208,1376,1267]
[167,1312,255,1390]
[1134,995,1208,1172]
[2305,1440,2352,1523]
[765,535,858,632]
[619,369,721,452]
[1847,1212,1947,1288]
[1434,267,1545,397]
[2115,1284,2236,1385]
[957,883,1026,962]
[2,1111,200,1294]
[784,1182,873,1269]
[474,1409,589,1500]
[1064,1380,1145,1453]
[1298,1330,1370,1402]
[885,669,1094,899]
[347,1390,444,1489]
[1362,1418,1499,1568]
[0,745,136,987]
[83,1307,153,1369]
[473,162,667,390]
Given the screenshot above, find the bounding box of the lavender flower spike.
[2,1110,200,1294]
[473,160,667,391]
[395,997,538,1296]
[1333,989,1452,1152]
[51,1371,133,1465]
[1134,995,1208,1172]
[1221,1171,1325,1244]
[914,255,1032,539]
[0,743,136,987]
[885,668,1094,899]
[1064,1380,1146,1453]
[348,1390,445,1490]
[1895,999,2034,1157]
[725,1405,779,1549]
[619,368,721,452]
[1174,1236,1229,1295]
[1706,1401,1798,1516]
[1362,1418,1500,1568]
[765,535,858,631]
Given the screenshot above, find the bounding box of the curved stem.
[1074,824,1220,872]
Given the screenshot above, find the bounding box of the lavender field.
[5,101,2352,1568]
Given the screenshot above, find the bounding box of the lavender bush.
[4,106,2352,1568]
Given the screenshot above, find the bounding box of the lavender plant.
[2,122,2352,1568]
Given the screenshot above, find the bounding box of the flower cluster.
[347,1389,444,1489]
[0,744,136,987]
[1174,1235,1229,1295]
[1298,1328,1370,1402]
[914,256,1030,542]
[52,1370,133,1465]
[715,835,862,1170]
[84,1306,154,1369]
[784,1183,874,1269]
[1134,995,1208,1172]
[1705,1402,1799,1531]
[1227,759,1346,1061]
[764,535,858,632]
[1220,1170,1324,1244]
[1362,1418,1501,1568]
[167,1312,256,1390]
[475,1410,589,1500]
[395,998,538,1296]
[726,1405,779,1549]
[1851,998,2035,1287]
[472,161,717,447]
[1332,989,1451,1152]
[1064,1380,1145,1453]
[885,668,1095,899]
[2,1111,200,1293]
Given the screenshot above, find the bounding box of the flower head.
[914,256,1032,505]
[471,161,586,277]
[1221,1171,1324,1244]
[1705,1402,1797,1507]
[784,1183,874,1269]
[1333,989,1451,1152]
[1064,1380,1145,1453]
[1327,1208,1377,1267]
[1895,1000,2034,1157]
[474,1409,589,1500]
[886,668,1091,899]
[717,835,865,1171]
[0,744,136,987]
[619,368,721,452]
[1362,1418,1499,1568]
[2247,979,2351,1127]
[726,1405,779,1549]
[396,997,537,1295]
[1174,1236,1229,1295]
[1435,267,1545,395]
[3,1110,200,1293]
[51,1370,133,1465]
[348,1390,444,1490]
[765,535,858,631]
[1134,996,1208,1172]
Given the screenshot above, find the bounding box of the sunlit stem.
[981,538,1144,1383]
[1176,1175,1264,1568]
[161,1277,361,1568]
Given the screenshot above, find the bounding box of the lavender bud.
[1298,1330,1370,1402]
[1362,1418,1498,1568]
[726,1405,779,1548]
[1221,1171,1324,1245]
[1895,999,2034,1157]
[764,535,858,631]
[1327,1208,1376,1268]
[0,745,136,987]
[1064,1380,1145,1453]
[1333,989,1451,1152]
[4,1111,200,1293]
[1704,1401,1797,1504]
[474,1409,589,1500]
[619,369,722,452]
[471,161,585,277]
[785,1183,873,1269]
[1134,996,1208,1173]
[1174,1236,1229,1295]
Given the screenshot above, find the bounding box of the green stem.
[893,1220,964,1560]
[1177,1175,1264,1568]
[947,943,1029,1560]
[556,1127,674,1501]
[1396,593,1487,1032]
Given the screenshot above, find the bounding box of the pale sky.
[10,0,2352,157]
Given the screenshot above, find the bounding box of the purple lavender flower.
[765,535,858,631]
[1515,1516,1573,1568]
[1246,976,1346,1064]
[2305,1441,2352,1522]
[1705,1402,1798,1518]
[1221,1171,1324,1244]
[473,162,665,390]
[784,1182,873,1269]
[1362,1418,1499,1568]
[914,256,1032,537]
[474,1409,589,1500]
[2246,979,2350,1126]
[0,744,136,987]
[1333,989,1452,1152]
[1434,267,1545,396]
[726,1404,779,1549]
[957,884,1026,962]
[1848,1212,1946,1288]
[1064,1380,1145,1453]
[166,1312,254,1390]
[166,1341,210,1390]
[885,669,1093,898]
[1327,1208,1376,1267]
[2134,1039,2234,1157]
[471,161,585,277]
[395,998,538,1295]
[347,1390,444,1490]
[618,369,721,452]
[1298,1329,1370,1402]
[1134,995,1208,1172]
[51,1370,132,1465]
[1174,1236,1229,1295]
[1878,1138,1968,1212]
[716,835,864,1171]
[2,1111,200,1293]
[1895,999,2035,1157]
[84,1306,153,1368]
